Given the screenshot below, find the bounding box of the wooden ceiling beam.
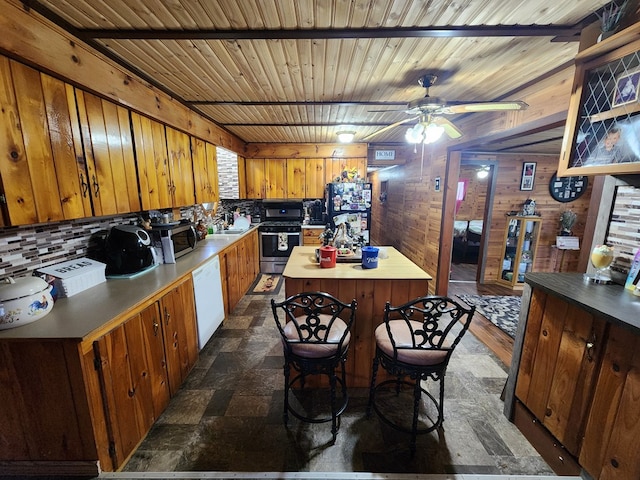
[75,25,582,41]
[188,100,406,106]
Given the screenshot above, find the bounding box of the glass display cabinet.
[498,216,542,288]
[558,24,640,177]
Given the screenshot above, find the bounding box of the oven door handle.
[260,232,301,236]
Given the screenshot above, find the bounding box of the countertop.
[525,272,640,332]
[282,245,432,281]
[0,226,258,342]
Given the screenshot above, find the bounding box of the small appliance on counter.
[148,222,197,264]
[103,225,156,275]
[309,199,325,225]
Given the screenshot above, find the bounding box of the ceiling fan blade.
[432,117,463,139]
[439,100,528,114]
[362,117,417,141]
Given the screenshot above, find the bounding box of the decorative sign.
[556,236,580,250]
[375,150,395,160]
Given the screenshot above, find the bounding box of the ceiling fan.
[363,74,528,143]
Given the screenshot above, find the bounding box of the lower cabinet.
[92,275,197,469]
[515,287,640,480]
[302,227,323,246]
[220,230,259,315]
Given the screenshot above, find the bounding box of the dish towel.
[278,232,288,251]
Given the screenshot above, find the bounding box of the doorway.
[450,162,493,283]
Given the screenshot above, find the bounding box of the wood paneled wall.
[457,165,489,221]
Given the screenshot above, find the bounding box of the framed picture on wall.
[612,70,640,108]
[520,162,536,191]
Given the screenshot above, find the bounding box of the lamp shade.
[337,131,355,143]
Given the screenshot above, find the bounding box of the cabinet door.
[286,158,305,198]
[305,158,325,198]
[93,311,157,467]
[516,290,606,456]
[224,243,242,312]
[192,137,219,204]
[245,158,265,198]
[0,59,90,225]
[303,228,323,245]
[160,277,198,395]
[580,323,640,480]
[132,112,172,210]
[166,126,195,207]
[76,90,141,215]
[265,158,286,198]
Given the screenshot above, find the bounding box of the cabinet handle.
[164,306,170,325]
[79,172,89,197]
[586,341,595,362]
[92,174,100,197]
[153,319,159,336]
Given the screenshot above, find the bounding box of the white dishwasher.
[191,255,225,350]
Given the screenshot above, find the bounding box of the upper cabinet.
[0,58,90,225]
[559,24,640,177]
[132,112,172,210]
[75,90,141,216]
[191,137,219,204]
[165,126,195,208]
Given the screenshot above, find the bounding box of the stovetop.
[258,221,302,232]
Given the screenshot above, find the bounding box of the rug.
[456,294,521,339]
[248,274,282,295]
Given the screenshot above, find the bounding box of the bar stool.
[367,295,475,455]
[271,291,357,443]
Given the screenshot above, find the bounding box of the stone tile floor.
[121,285,554,476]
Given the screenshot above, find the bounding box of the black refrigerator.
[325,182,372,245]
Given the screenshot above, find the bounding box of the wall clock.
[549,172,588,202]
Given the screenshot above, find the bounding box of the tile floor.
[119,283,555,477]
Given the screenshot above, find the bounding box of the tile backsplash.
[0,215,138,279]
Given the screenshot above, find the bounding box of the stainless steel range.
[258,201,304,273]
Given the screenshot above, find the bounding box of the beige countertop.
[0,227,257,342]
[283,246,432,281]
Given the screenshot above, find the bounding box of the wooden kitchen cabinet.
[579,322,640,480]
[0,58,91,225]
[90,275,197,469]
[220,230,259,314]
[286,158,305,198]
[165,126,195,208]
[303,227,324,246]
[305,158,325,198]
[159,276,199,394]
[325,157,367,184]
[92,302,169,468]
[75,89,141,216]
[191,137,219,204]
[131,112,173,210]
[244,158,265,198]
[265,158,286,198]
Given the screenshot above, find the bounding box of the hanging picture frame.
[612,70,640,108]
[520,162,536,191]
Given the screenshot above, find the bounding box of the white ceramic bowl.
[0,276,54,330]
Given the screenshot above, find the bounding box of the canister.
[319,246,337,268]
[361,246,379,269]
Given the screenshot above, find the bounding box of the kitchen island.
[282,245,432,387]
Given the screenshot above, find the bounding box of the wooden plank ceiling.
[25,0,610,150]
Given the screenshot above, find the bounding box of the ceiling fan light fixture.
[337,131,355,143]
[423,123,445,144]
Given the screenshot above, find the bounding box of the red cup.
[319,246,337,268]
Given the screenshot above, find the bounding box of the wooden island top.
[283,245,432,387]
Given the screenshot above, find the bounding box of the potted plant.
[597,0,629,41]
[559,210,577,236]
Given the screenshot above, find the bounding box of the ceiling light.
[337,131,355,143]
[405,121,444,144]
[477,166,490,179]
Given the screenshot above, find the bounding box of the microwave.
[150,223,197,263]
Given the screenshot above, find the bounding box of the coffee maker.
[309,199,325,225]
